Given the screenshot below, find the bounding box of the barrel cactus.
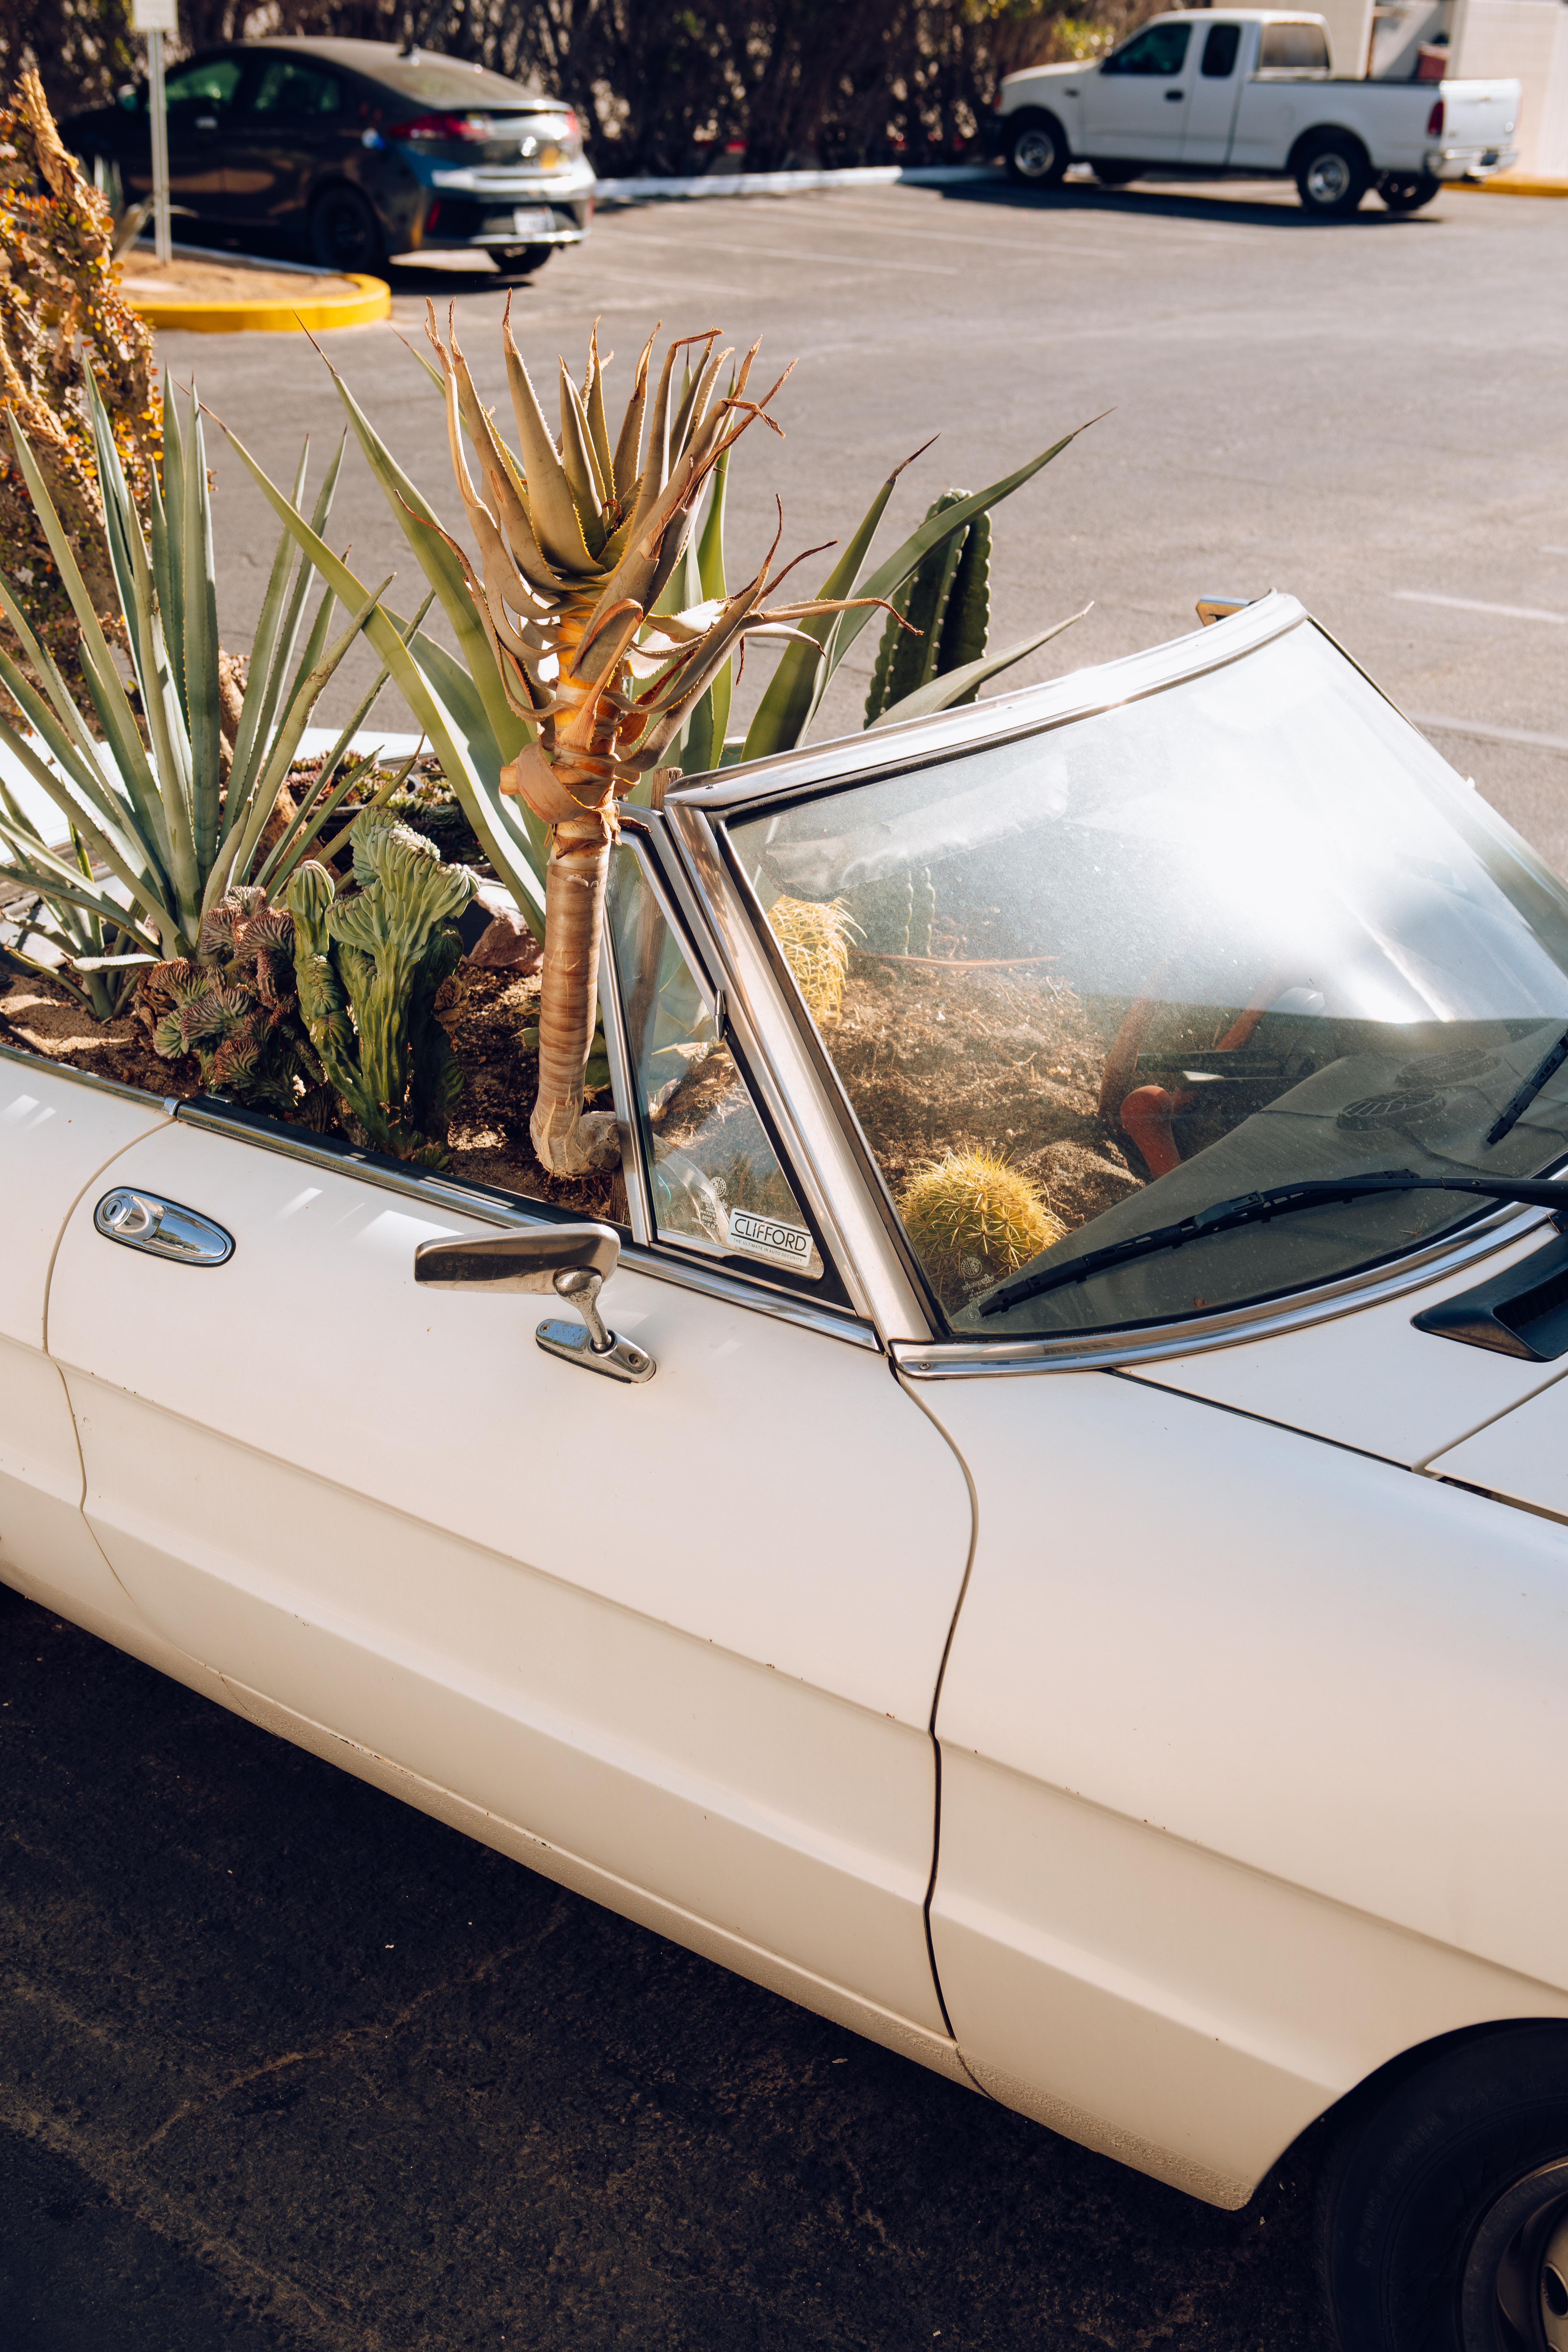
[287,819,478,1168]
[864,490,991,723]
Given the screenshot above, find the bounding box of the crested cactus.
[139,887,321,1114]
[288,819,478,1168]
[864,490,992,724]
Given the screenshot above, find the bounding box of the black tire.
[495,243,555,274]
[1294,133,1370,216]
[1378,169,1441,214]
[309,185,386,274]
[1318,2023,1568,2352]
[1091,160,1142,187]
[1004,114,1069,190]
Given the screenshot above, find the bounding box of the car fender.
[1000,102,1076,160]
[1287,118,1373,176]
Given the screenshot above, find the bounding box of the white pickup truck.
[992,9,1519,215]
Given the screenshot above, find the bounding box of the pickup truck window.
[1258,21,1330,70]
[1101,23,1191,76]
[1202,23,1242,77]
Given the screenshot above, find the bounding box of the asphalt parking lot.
[5,171,1568,2351]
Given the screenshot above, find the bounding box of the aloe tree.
[0,376,415,1007]
[221,313,1092,1179]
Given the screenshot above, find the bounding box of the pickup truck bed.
[993,8,1520,215]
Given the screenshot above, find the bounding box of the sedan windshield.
[727,618,1568,1337]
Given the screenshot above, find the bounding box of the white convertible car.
[7,593,1568,2352]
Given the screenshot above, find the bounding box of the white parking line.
[1414,714,1568,754]
[1395,590,1566,625]
[1543,545,1568,556]
[609,224,959,276]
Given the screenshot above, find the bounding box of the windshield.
[727,619,1568,1337]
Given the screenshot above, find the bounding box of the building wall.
[1450,0,1568,170]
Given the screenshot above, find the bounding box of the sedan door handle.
[94,1189,234,1266]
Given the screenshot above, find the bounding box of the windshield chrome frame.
[661,592,1568,1362]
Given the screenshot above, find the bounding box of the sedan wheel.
[309,185,386,274]
[1006,119,1068,190]
[1320,2026,1568,2352]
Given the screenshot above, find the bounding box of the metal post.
[147,26,172,264]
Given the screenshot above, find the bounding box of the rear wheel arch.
[1287,120,1373,180]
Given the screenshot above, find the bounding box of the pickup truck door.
[1082,20,1194,161]
[43,848,973,2070]
[1180,18,1250,166]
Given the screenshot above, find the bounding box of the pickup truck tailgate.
[1439,78,1518,150]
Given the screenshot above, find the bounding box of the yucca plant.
[0,374,422,1022]
[220,314,1093,1177]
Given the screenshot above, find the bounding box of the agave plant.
[219,315,1093,1178]
[0,374,422,1022]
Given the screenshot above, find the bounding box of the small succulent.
[864,490,991,724]
[900,1149,1064,1305]
[139,887,321,1114]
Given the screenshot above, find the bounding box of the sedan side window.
[1102,24,1192,75]
[242,60,344,121]
[163,58,244,116]
[1202,23,1242,77]
[606,844,825,1282]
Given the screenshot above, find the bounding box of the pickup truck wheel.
[1318,2025,1568,2352]
[1294,134,1370,217]
[1377,170,1441,214]
[1005,117,1069,190]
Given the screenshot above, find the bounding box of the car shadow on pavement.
[0,1580,1337,2352]
[935,175,1446,229]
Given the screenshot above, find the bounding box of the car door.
[1082,20,1194,161]
[44,841,973,2071]
[0,1051,168,1629]
[1181,18,1249,166]
[224,54,351,231]
[134,53,246,224]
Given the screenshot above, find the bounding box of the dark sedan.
[63,36,595,275]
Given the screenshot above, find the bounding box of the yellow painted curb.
[124,271,391,332]
[1461,173,1568,198]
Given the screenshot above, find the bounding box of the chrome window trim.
[890,1202,1560,1377]
[0,1040,177,1116]
[168,1097,881,1350]
[666,592,1305,818]
[595,932,651,1246]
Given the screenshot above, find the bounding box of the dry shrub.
[0,65,160,715]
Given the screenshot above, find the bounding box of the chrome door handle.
[94,1189,234,1266]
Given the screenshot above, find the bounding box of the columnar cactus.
[287,820,478,1168]
[864,490,992,723]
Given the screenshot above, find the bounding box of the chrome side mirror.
[414,1223,655,1385]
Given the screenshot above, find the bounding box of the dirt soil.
[0,960,627,1226]
[118,254,366,303]
[829,953,1148,1237]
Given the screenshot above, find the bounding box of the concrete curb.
[122,269,391,332]
[593,162,995,204]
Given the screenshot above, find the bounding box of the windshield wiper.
[978,1167,1568,1317]
[1486,1024,1568,1147]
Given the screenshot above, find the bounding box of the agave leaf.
[208,574,391,912]
[159,376,187,705]
[0,821,164,947]
[0,595,163,869]
[226,440,311,808]
[611,326,657,502]
[225,437,346,834]
[0,687,169,915]
[558,358,606,535]
[327,365,528,762]
[869,606,1091,728]
[740,446,916,762]
[830,424,1088,676]
[217,421,547,930]
[583,322,615,493]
